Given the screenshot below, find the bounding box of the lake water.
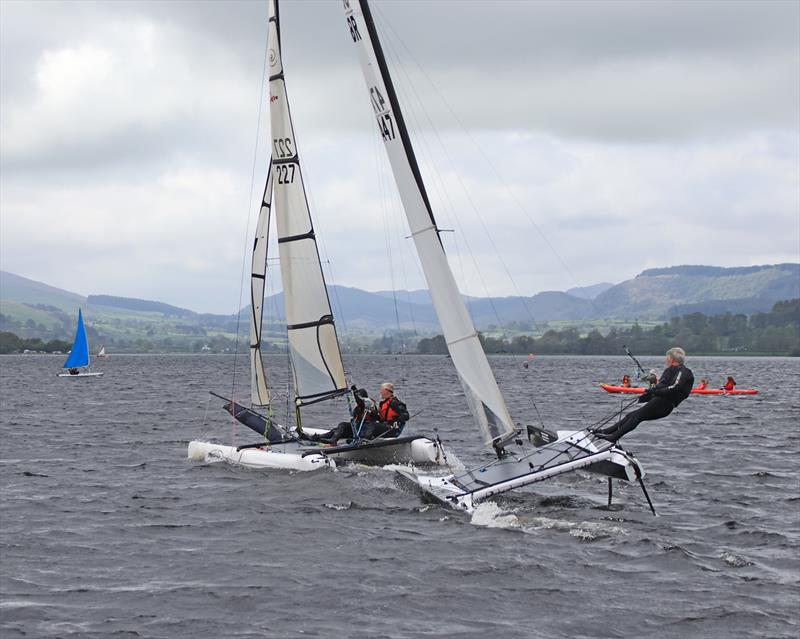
[1,353,798,638]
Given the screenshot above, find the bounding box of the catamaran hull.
[397,430,643,514]
[57,372,104,378]
[317,435,446,466]
[187,440,332,472]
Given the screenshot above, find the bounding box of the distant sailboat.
[58,309,104,378]
[97,345,108,359]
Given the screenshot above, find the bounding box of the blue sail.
[63,309,90,369]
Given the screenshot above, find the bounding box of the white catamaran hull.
[188,440,333,472]
[188,430,447,472]
[58,372,104,378]
[315,435,447,466]
[397,429,643,514]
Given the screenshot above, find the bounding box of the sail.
[250,157,273,408]
[268,0,347,405]
[63,308,90,369]
[97,345,106,357]
[223,398,284,443]
[344,0,517,448]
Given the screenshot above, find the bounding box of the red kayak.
[600,383,758,396]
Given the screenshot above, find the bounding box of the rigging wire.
[373,7,600,314]
[229,24,270,427]
[379,13,536,330]
[374,15,506,329]
[368,83,409,383]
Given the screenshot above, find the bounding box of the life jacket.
[379,397,401,423]
[697,381,707,390]
[723,379,735,391]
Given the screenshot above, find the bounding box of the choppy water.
[1,353,798,638]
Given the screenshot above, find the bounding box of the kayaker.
[597,347,694,443]
[723,376,736,391]
[621,374,631,388]
[696,378,708,390]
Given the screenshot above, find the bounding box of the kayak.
[600,383,758,395]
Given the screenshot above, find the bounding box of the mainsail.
[268,0,347,406]
[63,308,90,369]
[344,0,517,449]
[250,157,273,408]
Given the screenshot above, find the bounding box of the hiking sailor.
[598,347,694,442]
[309,382,409,445]
[308,386,378,445]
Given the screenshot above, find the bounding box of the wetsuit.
[600,363,694,442]
[309,390,377,444]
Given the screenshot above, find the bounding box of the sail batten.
[346,0,517,449]
[268,0,347,405]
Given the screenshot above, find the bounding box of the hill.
[2,263,798,351]
[0,271,85,310]
[594,263,800,318]
[87,295,196,318]
[566,282,615,300]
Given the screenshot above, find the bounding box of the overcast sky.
[1,0,798,313]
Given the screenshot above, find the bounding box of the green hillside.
[594,264,800,318]
[0,271,84,311]
[2,263,798,352]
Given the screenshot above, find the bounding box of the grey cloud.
[1,0,797,313]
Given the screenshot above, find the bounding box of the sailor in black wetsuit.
[598,347,694,442]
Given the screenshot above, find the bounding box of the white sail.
[344,0,517,448]
[268,0,347,405]
[250,158,273,408]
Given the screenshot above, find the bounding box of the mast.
[344,0,517,450]
[267,0,348,413]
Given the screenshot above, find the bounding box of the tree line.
[417,299,800,357]
[0,332,71,354]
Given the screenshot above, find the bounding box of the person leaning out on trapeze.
[597,347,694,443]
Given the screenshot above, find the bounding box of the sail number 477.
[369,87,395,142]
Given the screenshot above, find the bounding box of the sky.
[1,0,798,314]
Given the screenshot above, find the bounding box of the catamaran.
[343,0,655,514]
[188,0,448,472]
[58,308,104,378]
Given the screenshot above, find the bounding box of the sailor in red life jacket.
[696,378,708,390]
[364,382,410,439]
[723,376,736,391]
[621,375,631,388]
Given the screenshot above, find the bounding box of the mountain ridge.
[2,264,798,344]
